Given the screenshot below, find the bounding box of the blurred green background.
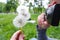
[0,13,60,40]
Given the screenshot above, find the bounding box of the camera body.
[46,4,60,26]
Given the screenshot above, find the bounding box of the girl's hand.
[37,13,50,29]
[10,30,25,40]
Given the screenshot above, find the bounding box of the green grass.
[0,13,60,40]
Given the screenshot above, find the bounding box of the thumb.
[10,30,22,40]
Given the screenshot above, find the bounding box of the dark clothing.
[37,25,48,40]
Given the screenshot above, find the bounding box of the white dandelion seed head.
[13,16,27,28]
[18,13,30,20]
[17,5,29,13]
[13,1,31,28]
[17,5,31,20]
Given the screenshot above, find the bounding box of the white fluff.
[13,5,31,28]
[13,0,32,28]
[17,5,30,20]
[13,15,27,28]
[17,5,29,13]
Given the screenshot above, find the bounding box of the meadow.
[0,13,60,40]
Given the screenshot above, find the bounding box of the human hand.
[10,30,25,40]
[37,13,50,29]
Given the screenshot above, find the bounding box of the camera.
[45,4,60,26]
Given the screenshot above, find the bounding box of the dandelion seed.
[13,16,27,28]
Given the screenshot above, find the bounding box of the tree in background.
[0,2,6,13]
[5,0,19,13]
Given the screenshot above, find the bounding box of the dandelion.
[17,5,29,14]
[13,15,27,28]
[17,5,31,20]
[13,1,31,28]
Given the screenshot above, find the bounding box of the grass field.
[0,13,60,40]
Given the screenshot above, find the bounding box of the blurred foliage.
[0,3,6,13]
[0,0,45,13]
[5,0,19,13]
[28,0,45,14]
[0,0,19,13]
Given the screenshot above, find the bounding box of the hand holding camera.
[45,2,60,26]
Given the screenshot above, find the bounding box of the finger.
[10,30,22,40]
[43,21,50,28]
[19,33,25,40]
